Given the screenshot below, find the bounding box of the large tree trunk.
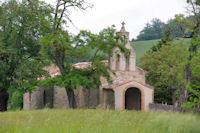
[66,89,77,109]
[179,63,191,110]
[171,88,177,106]
[179,88,189,106]
[0,89,9,112]
[179,40,195,109]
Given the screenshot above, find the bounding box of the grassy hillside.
[132,39,160,64]
[131,38,191,65]
[0,109,200,133]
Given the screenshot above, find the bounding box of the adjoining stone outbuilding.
[23,22,154,111]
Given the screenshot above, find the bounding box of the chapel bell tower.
[110,22,136,71]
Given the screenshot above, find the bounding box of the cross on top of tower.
[118,21,129,39]
[120,21,126,32]
[122,21,125,27]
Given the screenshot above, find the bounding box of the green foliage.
[24,0,95,108]
[36,0,130,100]
[140,43,188,104]
[150,26,173,52]
[9,91,23,110]
[39,25,130,91]
[0,0,129,109]
[131,38,190,65]
[39,64,109,91]
[182,53,200,111]
[187,0,200,5]
[164,15,187,38]
[0,0,50,110]
[136,14,196,41]
[136,18,164,41]
[168,0,200,110]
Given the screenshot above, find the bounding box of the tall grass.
[0,109,199,133]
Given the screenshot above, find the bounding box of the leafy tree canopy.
[140,43,188,105]
[0,0,50,111]
[136,18,164,41]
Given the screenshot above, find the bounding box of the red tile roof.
[73,62,92,69]
[38,60,108,80]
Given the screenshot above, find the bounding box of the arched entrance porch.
[125,87,141,110]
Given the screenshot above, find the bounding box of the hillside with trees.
[135,16,193,41]
[136,18,164,41]
[139,0,200,111]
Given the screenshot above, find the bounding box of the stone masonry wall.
[44,87,54,108]
[149,104,181,112]
[24,86,100,110]
[103,89,115,109]
[53,86,69,109]
[74,87,99,109]
[23,87,45,110]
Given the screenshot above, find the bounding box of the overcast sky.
[46,0,187,39]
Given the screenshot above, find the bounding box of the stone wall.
[149,104,200,113]
[88,89,99,108]
[23,87,45,110]
[24,86,100,110]
[149,104,181,112]
[53,86,69,109]
[44,87,54,108]
[74,87,100,109]
[103,89,115,109]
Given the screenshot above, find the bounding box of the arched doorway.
[125,87,141,110]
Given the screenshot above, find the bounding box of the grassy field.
[132,38,191,64]
[0,109,200,133]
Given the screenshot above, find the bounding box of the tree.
[177,0,200,109]
[163,15,187,38]
[26,0,130,108]
[39,25,130,108]
[27,0,92,108]
[140,43,188,105]
[0,0,49,111]
[150,25,173,52]
[154,0,200,111]
[136,18,164,41]
[182,53,200,111]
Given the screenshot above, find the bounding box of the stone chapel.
[23,22,154,111]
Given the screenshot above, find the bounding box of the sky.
[45,0,188,39]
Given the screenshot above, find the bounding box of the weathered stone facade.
[23,86,100,110]
[23,22,154,111]
[149,104,182,112]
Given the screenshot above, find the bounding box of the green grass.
[0,109,200,133]
[131,38,191,64]
[132,39,160,63]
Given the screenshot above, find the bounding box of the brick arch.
[123,85,145,110]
